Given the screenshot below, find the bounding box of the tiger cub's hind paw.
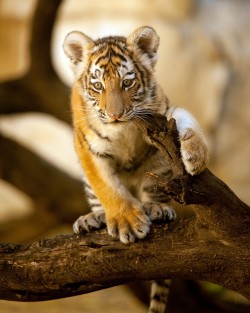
[143,203,176,223]
[73,210,106,234]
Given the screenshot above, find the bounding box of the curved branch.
[0,134,88,222]
[0,114,249,303]
[0,222,249,302]
[0,0,70,122]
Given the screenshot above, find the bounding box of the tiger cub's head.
[63,26,160,124]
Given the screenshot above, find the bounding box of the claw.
[143,203,176,223]
[73,210,106,234]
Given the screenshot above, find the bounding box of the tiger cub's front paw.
[180,128,208,175]
[73,210,106,233]
[107,204,151,244]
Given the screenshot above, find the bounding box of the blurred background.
[0,0,249,312]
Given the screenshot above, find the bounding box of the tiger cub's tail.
[148,280,170,313]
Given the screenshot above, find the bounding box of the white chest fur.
[86,122,147,164]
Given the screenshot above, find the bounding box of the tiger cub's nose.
[108,111,124,120]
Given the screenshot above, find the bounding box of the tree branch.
[0,0,70,122]
[133,114,250,238]
[0,222,249,302]
[0,114,249,303]
[0,134,88,222]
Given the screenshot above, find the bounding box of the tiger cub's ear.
[127,26,160,65]
[63,31,94,65]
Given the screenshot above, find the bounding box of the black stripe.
[152,294,168,305]
[77,128,114,159]
[150,83,157,99]
[82,178,91,188]
[110,58,122,68]
[95,54,109,66]
[90,148,114,159]
[121,63,128,70]
[126,71,135,75]
[89,125,111,142]
[162,100,169,116]
[133,57,151,93]
[89,203,102,209]
[95,36,126,45]
[110,49,127,62]
[85,190,97,200]
[133,61,146,89]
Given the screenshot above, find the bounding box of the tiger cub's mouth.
[105,114,130,124]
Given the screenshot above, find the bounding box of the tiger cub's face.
[63,26,160,124]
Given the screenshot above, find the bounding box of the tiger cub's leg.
[149,280,171,313]
[73,177,106,233]
[167,107,209,175]
[140,172,174,312]
[139,172,176,223]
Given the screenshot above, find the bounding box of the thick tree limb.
[0,133,88,242]
[0,0,69,122]
[0,223,249,302]
[0,134,88,222]
[0,114,249,303]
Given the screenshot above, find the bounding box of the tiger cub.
[63,26,208,312]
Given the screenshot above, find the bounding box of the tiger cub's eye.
[123,79,134,88]
[93,82,103,91]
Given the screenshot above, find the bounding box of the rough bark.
[0,114,249,303]
[0,223,249,302]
